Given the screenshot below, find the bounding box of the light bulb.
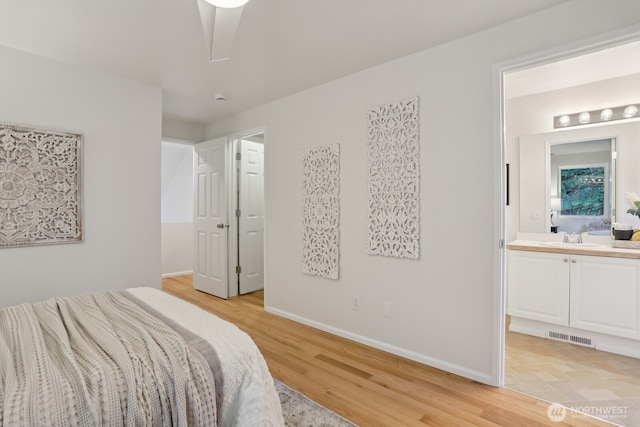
[623,105,638,118]
[204,0,249,8]
[578,112,591,124]
[558,115,571,127]
[600,108,613,121]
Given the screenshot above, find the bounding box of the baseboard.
[508,322,546,338]
[509,316,640,359]
[161,270,193,278]
[265,305,494,386]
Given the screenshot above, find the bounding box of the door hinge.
[499,239,505,249]
[235,209,241,217]
[235,265,242,274]
[236,152,241,161]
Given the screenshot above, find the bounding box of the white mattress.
[127,287,284,427]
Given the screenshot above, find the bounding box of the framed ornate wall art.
[367,96,420,259]
[302,143,340,279]
[0,123,83,248]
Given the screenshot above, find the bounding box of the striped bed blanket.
[0,290,219,426]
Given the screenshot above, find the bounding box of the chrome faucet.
[563,232,583,244]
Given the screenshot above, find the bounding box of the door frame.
[493,25,640,386]
[227,126,266,298]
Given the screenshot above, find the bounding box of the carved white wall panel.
[302,144,339,279]
[0,123,83,248]
[367,96,420,259]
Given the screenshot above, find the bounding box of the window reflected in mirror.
[559,165,606,216]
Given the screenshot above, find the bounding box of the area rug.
[275,379,357,427]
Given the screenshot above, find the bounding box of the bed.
[0,287,284,426]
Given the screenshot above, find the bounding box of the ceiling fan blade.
[211,6,244,62]
[196,0,216,57]
[196,0,245,62]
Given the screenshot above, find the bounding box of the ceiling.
[0,0,573,124]
[505,40,640,99]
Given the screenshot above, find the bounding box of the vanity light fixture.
[204,0,249,7]
[554,103,640,128]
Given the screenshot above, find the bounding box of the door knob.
[217,223,227,229]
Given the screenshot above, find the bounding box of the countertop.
[507,239,640,260]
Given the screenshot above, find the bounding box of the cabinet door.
[570,255,640,339]
[508,250,570,325]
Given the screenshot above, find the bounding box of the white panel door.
[193,138,229,298]
[238,139,264,294]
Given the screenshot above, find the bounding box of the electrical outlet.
[383,301,392,317]
[352,296,360,311]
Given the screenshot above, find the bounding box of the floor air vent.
[547,331,594,348]
[570,335,593,347]
[548,331,569,341]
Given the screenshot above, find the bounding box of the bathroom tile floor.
[505,324,640,426]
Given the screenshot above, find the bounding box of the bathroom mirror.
[547,138,614,234]
[516,122,640,235]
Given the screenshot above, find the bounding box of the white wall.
[203,1,640,385]
[0,46,161,307]
[506,73,640,241]
[161,141,194,277]
[162,223,194,277]
[162,141,193,223]
[162,117,205,143]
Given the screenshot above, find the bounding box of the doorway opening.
[193,130,265,299]
[161,139,195,279]
[499,36,640,426]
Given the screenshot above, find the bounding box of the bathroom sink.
[540,242,602,248]
[588,230,611,236]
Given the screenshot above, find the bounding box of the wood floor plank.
[162,276,612,426]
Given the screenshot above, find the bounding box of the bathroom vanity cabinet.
[507,241,640,358]
[508,250,570,326]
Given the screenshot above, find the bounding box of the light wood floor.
[162,275,611,426]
